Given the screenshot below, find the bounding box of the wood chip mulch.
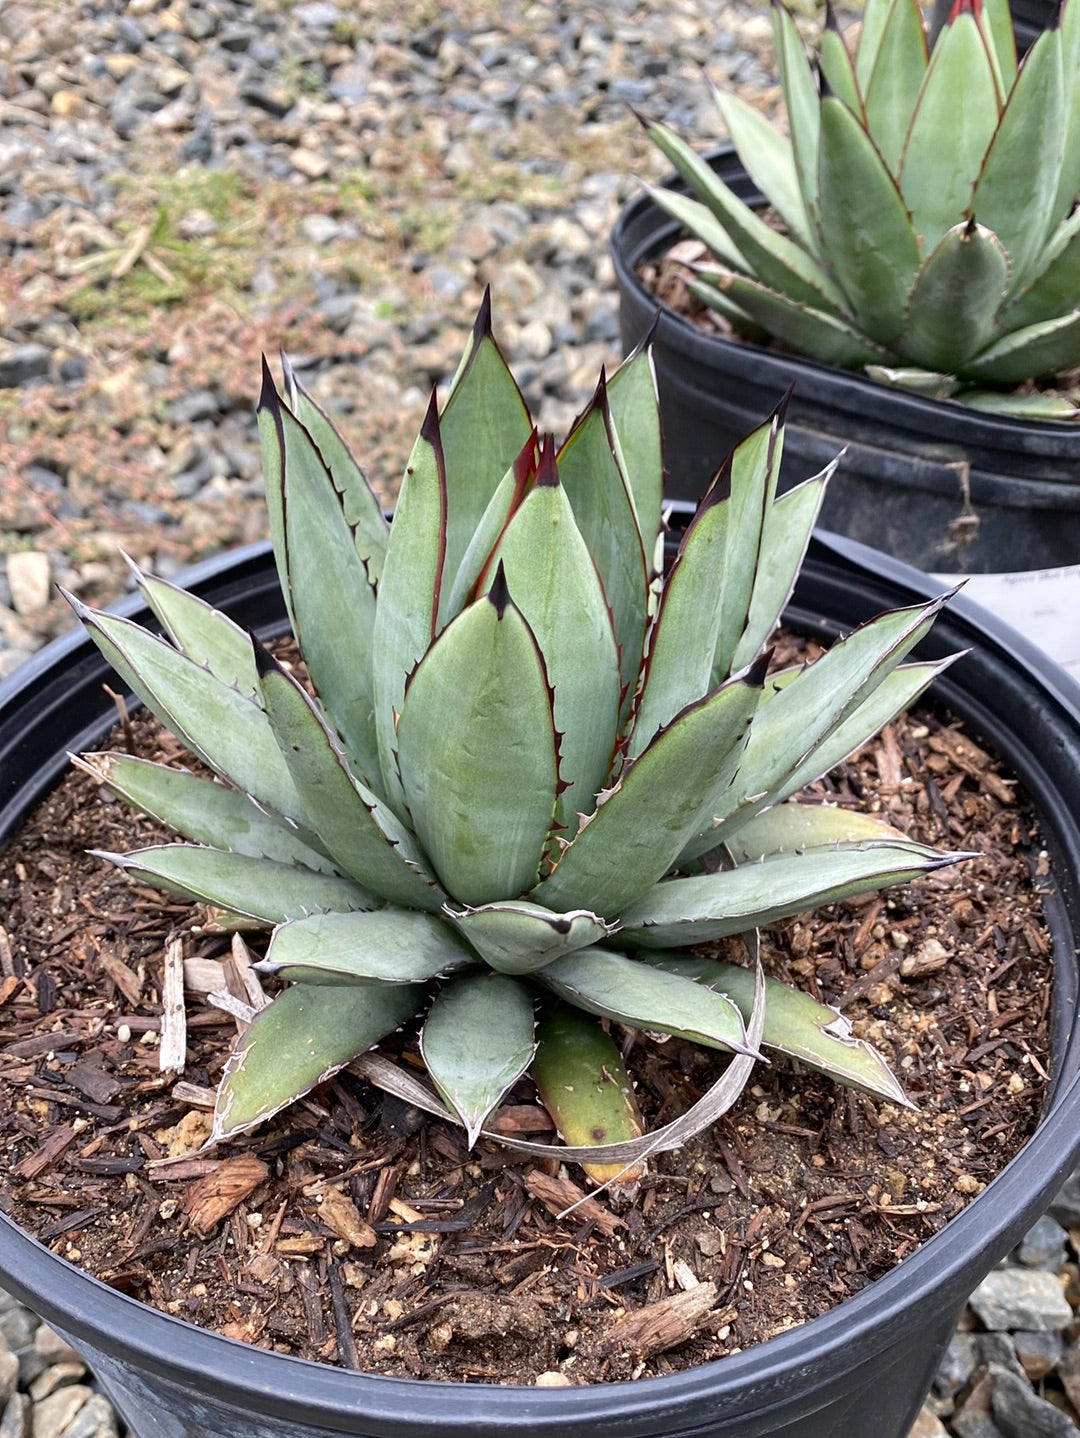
[0,670,1057,1386]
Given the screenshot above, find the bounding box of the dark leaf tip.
[513,428,540,489]
[536,434,560,488]
[257,355,280,417]
[703,451,734,505]
[249,631,280,680]
[744,649,772,688]
[488,561,512,618]
[420,387,443,450]
[473,286,494,342]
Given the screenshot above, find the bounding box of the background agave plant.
[69,295,966,1183]
[642,0,1080,416]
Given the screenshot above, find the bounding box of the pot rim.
[2,535,1079,1433]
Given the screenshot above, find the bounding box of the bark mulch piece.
[0,661,1057,1386]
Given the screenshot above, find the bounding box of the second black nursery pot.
[612,148,1080,577]
[1,537,1080,1437]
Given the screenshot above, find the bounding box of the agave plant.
[68,296,966,1181]
[642,0,1080,416]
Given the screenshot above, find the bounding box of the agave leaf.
[617,838,965,946]
[709,82,813,248]
[532,1005,645,1189]
[852,0,893,90]
[980,0,1017,90]
[864,364,961,397]
[436,292,534,631]
[396,573,558,907]
[724,801,911,860]
[639,181,749,273]
[64,596,311,832]
[537,948,754,1055]
[371,391,447,807]
[445,900,617,975]
[958,388,1079,418]
[256,644,446,912]
[419,972,536,1147]
[131,567,259,699]
[707,410,786,684]
[761,654,959,810]
[687,273,891,368]
[605,342,664,544]
[646,957,911,1106]
[861,0,929,172]
[94,844,374,923]
[965,308,1080,384]
[771,0,823,235]
[684,273,773,340]
[73,752,338,874]
[259,372,382,790]
[970,23,1065,290]
[629,480,735,758]
[486,442,621,835]
[682,654,953,865]
[729,468,830,674]
[281,355,389,585]
[1000,208,1080,330]
[631,428,822,756]
[898,221,1010,374]
[819,10,862,114]
[444,433,537,620]
[257,359,297,640]
[898,10,1002,252]
[212,982,422,1142]
[647,119,849,316]
[532,662,765,917]
[258,909,473,985]
[1051,0,1080,230]
[555,377,650,713]
[704,598,949,847]
[817,94,923,347]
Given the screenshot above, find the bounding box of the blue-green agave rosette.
[69,295,966,1182]
[642,0,1080,416]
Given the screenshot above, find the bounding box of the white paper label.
[932,565,1080,680]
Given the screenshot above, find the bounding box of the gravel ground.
[1,3,1079,1436]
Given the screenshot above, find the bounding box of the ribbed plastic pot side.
[1,539,1079,1438]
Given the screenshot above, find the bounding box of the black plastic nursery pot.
[612,148,1080,577]
[2,539,1080,1438]
[1009,0,1061,48]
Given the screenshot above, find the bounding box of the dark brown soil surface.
[0,671,1055,1385]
